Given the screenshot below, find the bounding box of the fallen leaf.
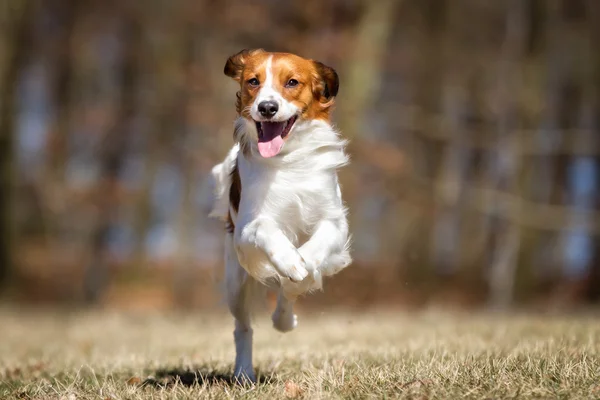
[30,362,46,372]
[284,380,304,398]
[126,377,142,385]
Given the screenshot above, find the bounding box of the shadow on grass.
[141,367,275,388]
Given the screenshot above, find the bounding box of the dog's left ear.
[313,61,339,99]
[224,48,264,81]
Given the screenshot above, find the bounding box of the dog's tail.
[208,143,240,221]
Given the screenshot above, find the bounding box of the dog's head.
[224,49,339,158]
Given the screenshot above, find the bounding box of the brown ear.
[313,61,339,99]
[224,49,264,81]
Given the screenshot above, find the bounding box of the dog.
[209,49,352,383]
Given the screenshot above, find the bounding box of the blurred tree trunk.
[544,0,594,305]
[431,82,467,276]
[508,1,556,302]
[336,0,400,139]
[130,8,162,272]
[337,0,401,140]
[560,87,597,298]
[170,22,197,307]
[558,56,594,291]
[83,13,141,304]
[333,0,400,267]
[130,131,162,271]
[458,76,490,283]
[488,0,527,309]
[429,4,470,278]
[404,0,448,283]
[527,1,564,288]
[0,1,35,291]
[173,132,196,307]
[43,0,78,238]
[584,0,600,302]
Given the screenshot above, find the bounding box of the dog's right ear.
[224,49,264,81]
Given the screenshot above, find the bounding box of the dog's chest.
[272,170,331,216]
[240,164,336,236]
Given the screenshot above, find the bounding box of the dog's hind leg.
[272,290,298,333]
[225,233,264,383]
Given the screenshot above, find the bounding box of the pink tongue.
[257,135,284,158]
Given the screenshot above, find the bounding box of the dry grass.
[1,307,600,399]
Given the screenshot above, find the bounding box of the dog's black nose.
[258,101,278,118]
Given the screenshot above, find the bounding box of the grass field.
[1,307,599,399]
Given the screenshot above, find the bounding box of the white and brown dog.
[209,49,351,382]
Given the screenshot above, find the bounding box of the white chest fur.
[229,119,351,286]
[236,155,343,246]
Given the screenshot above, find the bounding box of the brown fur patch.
[226,160,241,233]
[224,49,339,124]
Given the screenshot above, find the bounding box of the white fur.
[209,108,351,384]
[209,143,240,221]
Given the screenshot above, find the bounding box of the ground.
[1,307,599,399]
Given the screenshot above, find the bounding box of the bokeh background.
[0,0,598,312]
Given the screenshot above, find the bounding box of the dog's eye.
[247,78,260,87]
[286,79,299,88]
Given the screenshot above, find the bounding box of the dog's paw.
[270,248,308,282]
[296,246,323,273]
[272,309,298,333]
[320,250,352,277]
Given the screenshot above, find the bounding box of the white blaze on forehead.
[251,55,299,122]
[256,56,278,102]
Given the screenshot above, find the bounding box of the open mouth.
[254,115,297,158]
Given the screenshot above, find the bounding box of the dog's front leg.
[236,218,309,282]
[298,219,351,275]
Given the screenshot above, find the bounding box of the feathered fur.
[209,49,351,383]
